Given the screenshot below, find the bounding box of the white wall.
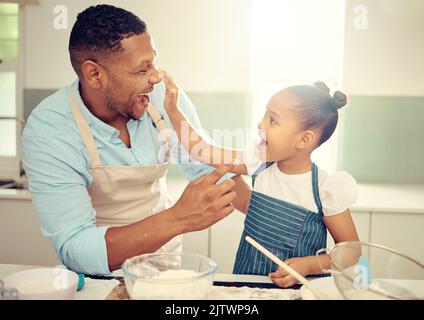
[25,0,424,95]
[343,0,424,96]
[23,0,251,92]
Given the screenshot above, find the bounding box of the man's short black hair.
[69,5,147,76]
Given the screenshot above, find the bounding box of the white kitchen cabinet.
[210,210,245,273]
[370,212,424,275]
[0,198,60,266]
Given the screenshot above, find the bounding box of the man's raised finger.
[203,164,235,185]
[208,178,235,199]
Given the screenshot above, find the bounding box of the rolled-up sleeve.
[21,134,111,275]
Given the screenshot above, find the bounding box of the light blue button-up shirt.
[21,80,221,275]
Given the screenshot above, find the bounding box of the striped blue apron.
[233,162,328,276]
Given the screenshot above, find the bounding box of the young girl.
[161,72,359,288]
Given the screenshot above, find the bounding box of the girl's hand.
[268,257,311,288]
[162,70,179,113]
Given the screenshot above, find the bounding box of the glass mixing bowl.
[316,241,424,300]
[122,252,217,300]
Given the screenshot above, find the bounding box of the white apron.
[70,87,182,254]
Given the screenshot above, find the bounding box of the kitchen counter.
[353,183,424,213]
[2,180,424,213]
[0,263,275,285]
[0,263,301,300]
[0,188,31,201]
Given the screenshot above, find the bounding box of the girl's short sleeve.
[320,171,358,216]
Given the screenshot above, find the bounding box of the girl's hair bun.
[332,91,347,109]
[314,81,330,94]
[314,81,347,110]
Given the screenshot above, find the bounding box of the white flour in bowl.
[129,269,212,300]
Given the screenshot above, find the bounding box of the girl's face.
[257,91,305,162]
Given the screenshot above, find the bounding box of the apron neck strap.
[146,104,170,145]
[311,163,323,213]
[70,86,102,167]
[252,162,275,188]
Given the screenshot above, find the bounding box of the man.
[21,5,240,275]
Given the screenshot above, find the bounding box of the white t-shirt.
[243,141,358,216]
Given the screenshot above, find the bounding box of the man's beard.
[105,92,136,120]
[104,83,150,120]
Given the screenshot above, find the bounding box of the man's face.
[102,32,162,120]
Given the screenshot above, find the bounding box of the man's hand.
[162,70,179,113]
[269,257,311,288]
[169,164,237,233]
